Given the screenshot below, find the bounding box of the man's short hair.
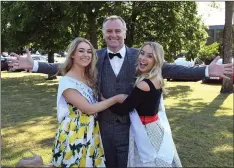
[102,15,127,32]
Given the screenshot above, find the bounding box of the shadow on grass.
[2,136,55,161]
[166,92,233,167]
[200,80,230,85]
[2,74,233,167]
[1,74,63,166]
[164,85,193,99]
[1,148,32,161]
[2,75,59,128]
[39,137,55,148]
[2,118,57,163]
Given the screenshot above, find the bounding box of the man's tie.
[108,53,122,59]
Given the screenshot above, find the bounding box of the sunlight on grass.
[212,145,233,153]
[215,110,233,117]
[35,82,59,86]
[219,131,233,139]
[164,81,233,167]
[1,71,48,78]
[1,72,233,167]
[2,115,58,166]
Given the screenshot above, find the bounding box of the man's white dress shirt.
[107,46,126,76]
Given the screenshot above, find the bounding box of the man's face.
[102,19,126,51]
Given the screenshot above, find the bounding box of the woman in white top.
[52,37,126,167]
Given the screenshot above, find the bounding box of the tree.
[221,2,234,93]
[1,1,32,52]
[1,1,71,53]
[2,1,208,63]
[198,42,219,63]
[83,2,106,49]
[1,1,75,79]
[105,1,207,61]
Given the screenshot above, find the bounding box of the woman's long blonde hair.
[59,37,98,97]
[135,42,167,93]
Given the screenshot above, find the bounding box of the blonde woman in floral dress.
[51,37,126,167]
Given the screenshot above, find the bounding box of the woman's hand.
[100,94,106,101]
[115,94,128,103]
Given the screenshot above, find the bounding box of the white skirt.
[127,119,182,167]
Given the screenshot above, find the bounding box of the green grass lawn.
[1,72,233,167]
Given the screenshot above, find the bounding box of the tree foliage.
[106,1,208,61]
[1,1,208,62]
[197,42,219,61]
[1,1,72,54]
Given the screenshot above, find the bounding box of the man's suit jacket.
[37,48,206,80]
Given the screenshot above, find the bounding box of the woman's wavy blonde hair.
[135,41,167,94]
[58,37,98,97]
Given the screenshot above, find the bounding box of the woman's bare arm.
[63,89,127,115]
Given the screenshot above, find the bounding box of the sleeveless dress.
[51,76,105,167]
[111,79,182,167]
[127,79,182,167]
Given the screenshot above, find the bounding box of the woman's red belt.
[139,114,158,125]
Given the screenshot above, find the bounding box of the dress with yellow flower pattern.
[51,76,105,167]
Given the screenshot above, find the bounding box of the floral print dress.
[51,76,105,167]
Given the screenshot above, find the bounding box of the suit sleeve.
[38,62,62,75]
[162,62,206,80]
[110,87,147,116]
[37,49,104,76]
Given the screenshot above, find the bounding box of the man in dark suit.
[11,15,233,168]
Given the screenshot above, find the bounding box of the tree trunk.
[126,2,143,47]
[220,1,234,93]
[126,2,137,47]
[47,50,57,80]
[87,12,98,49]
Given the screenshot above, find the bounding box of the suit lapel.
[97,47,137,89]
[97,48,107,89]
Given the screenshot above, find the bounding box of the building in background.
[207,24,234,45]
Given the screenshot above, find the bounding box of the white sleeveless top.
[56,76,96,123]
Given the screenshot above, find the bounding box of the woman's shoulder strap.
[143,79,155,90]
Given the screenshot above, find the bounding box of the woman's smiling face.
[137,45,155,73]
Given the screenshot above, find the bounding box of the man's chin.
[107,44,122,49]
